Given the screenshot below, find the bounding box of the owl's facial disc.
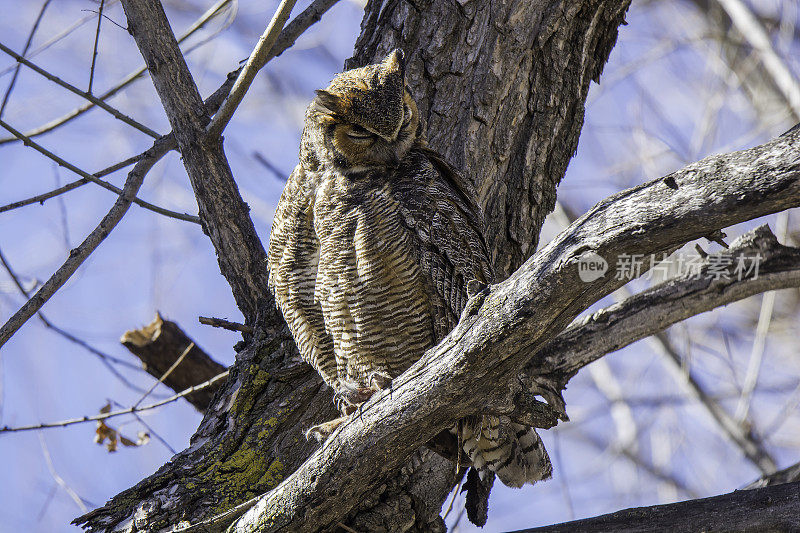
[309,55,421,171]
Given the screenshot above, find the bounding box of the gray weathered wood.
[510,480,800,533]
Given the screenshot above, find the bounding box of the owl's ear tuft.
[312,89,344,116]
[383,49,405,79]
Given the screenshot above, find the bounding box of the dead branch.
[198,316,254,334]
[511,480,800,533]
[122,315,227,412]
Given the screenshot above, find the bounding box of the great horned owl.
[267,50,551,489]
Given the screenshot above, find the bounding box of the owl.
[267,50,551,489]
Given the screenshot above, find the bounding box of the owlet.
[267,49,551,489]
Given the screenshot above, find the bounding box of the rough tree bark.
[71,0,800,531]
[514,480,800,533]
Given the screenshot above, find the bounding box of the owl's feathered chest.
[268,149,491,390]
[305,165,436,381]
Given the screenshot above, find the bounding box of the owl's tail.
[462,416,552,488]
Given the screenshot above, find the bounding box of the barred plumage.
[267,50,550,491]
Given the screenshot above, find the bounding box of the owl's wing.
[267,166,338,388]
[396,149,494,341]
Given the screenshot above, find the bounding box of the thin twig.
[0,41,159,138]
[38,432,89,512]
[198,316,253,333]
[133,342,195,408]
[52,165,71,249]
[0,244,151,395]
[0,371,229,433]
[0,0,233,145]
[80,9,127,31]
[179,0,239,57]
[553,202,779,475]
[575,432,698,497]
[442,473,465,521]
[0,153,142,214]
[0,1,121,77]
[552,429,576,520]
[253,151,288,181]
[716,0,800,118]
[206,0,298,138]
[0,118,200,223]
[735,211,790,422]
[0,0,338,146]
[655,330,777,475]
[0,0,53,118]
[88,0,106,95]
[131,412,177,455]
[0,137,161,349]
[36,486,58,523]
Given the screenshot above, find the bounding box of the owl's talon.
[334,385,375,414]
[368,371,392,391]
[305,416,348,442]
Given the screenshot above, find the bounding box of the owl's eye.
[345,125,375,142]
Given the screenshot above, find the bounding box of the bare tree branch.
[527,226,793,475]
[528,226,800,380]
[654,329,777,474]
[119,0,271,326]
[71,2,800,530]
[38,432,90,513]
[0,152,142,214]
[198,315,254,334]
[0,243,153,394]
[716,0,800,118]
[747,460,800,489]
[0,120,200,223]
[87,0,106,95]
[0,41,159,138]
[122,315,227,412]
[205,0,297,138]
[132,342,195,408]
[0,0,52,118]
[552,202,779,476]
[0,0,232,145]
[0,370,229,433]
[510,480,800,533]
[0,137,167,348]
